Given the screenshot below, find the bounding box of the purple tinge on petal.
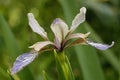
[53,18,61,24]
[70,7,86,32]
[11,51,38,75]
[86,40,114,50]
[28,13,48,40]
[50,18,69,43]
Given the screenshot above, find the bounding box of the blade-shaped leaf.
[0,14,20,58]
[84,23,119,70]
[86,40,114,50]
[70,7,86,32]
[58,0,106,80]
[28,13,48,40]
[43,70,49,80]
[75,45,105,80]
[11,51,38,75]
[0,12,35,80]
[57,1,118,80]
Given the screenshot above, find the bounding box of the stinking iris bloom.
[11,7,114,74]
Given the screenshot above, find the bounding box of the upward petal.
[50,18,69,43]
[28,13,48,40]
[70,7,86,32]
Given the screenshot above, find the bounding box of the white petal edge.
[70,7,86,32]
[29,41,53,51]
[50,18,69,43]
[28,13,48,39]
[11,51,38,75]
[87,40,114,50]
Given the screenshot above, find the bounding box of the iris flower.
[11,7,114,74]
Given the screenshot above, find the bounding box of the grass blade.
[75,45,105,80]
[0,13,20,58]
[43,70,49,80]
[57,0,118,80]
[0,13,34,80]
[84,23,119,70]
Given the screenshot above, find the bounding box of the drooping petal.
[65,32,90,42]
[50,18,69,43]
[11,51,38,74]
[29,41,53,51]
[64,32,90,48]
[28,13,48,40]
[64,39,86,49]
[70,7,86,32]
[86,40,114,50]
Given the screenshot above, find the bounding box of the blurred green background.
[0,0,119,80]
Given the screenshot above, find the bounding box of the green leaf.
[42,70,49,80]
[83,0,119,28]
[58,0,78,25]
[0,13,20,59]
[57,0,118,80]
[0,67,11,80]
[7,70,20,80]
[84,23,119,71]
[54,50,75,80]
[75,45,105,80]
[0,14,34,80]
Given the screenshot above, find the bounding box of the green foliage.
[54,50,75,80]
[0,0,119,80]
[43,70,49,80]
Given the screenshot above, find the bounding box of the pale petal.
[29,41,53,51]
[11,51,38,74]
[64,32,90,48]
[54,37,61,51]
[70,7,86,32]
[28,13,48,40]
[87,40,114,50]
[66,32,90,41]
[65,39,86,49]
[50,18,69,43]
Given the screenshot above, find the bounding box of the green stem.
[54,50,75,80]
[43,70,49,80]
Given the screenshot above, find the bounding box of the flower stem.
[54,50,75,80]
